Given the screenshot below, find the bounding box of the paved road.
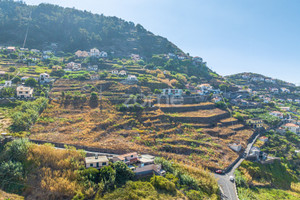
[54,146,118,157]
[214,133,260,200]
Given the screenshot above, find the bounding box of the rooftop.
[283,123,299,128]
[85,156,109,164]
[117,152,138,160]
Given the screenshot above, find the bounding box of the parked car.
[229,176,235,182]
[216,170,224,174]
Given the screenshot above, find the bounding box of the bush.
[150,175,176,193]
[89,92,98,108]
[1,138,31,163]
[25,77,37,87]
[80,167,100,183]
[99,166,116,191]
[98,181,157,200]
[10,97,48,132]
[113,161,135,186]
[186,190,204,200]
[0,161,24,193]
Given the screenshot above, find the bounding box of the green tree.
[219,84,229,92]
[2,139,31,163]
[0,161,24,193]
[12,76,21,84]
[99,166,116,191]
[113,161,134,186]
[8,66,16,72]
[89,92,99,108]
[80,167,100,183]
[25,78,37,87]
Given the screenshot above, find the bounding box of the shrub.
[25,77,37,87]
[186,190,204,200]
[113,161,134,186]
[0,161,24,193]
[150,175,176,193]
[10,98,48,132]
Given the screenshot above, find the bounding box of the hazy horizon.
[24,0,300,85]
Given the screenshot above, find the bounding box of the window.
[90,163,93,167]
[96,162,99,167]
[102,162,106,166]
[131,155,133,158]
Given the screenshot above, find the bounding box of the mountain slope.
[226,72,296,89]
[0,0,182,57]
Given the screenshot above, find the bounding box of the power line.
[22,11,32,49]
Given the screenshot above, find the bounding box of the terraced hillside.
[31,81,254,170]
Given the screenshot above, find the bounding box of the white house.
[0,81,12,90]
[263,97,271,103]
[127,75,138,81]
[40,73,51,83]
[265,79,276,84]
[295,99,300,104]
[111,69,119,75]
[282,123,300,134]
[87,65,98,71]
[0,71,6,76]
[198,84,213,91]
[177,56,186,60]
[85,155,109,169]
[75,50,89,58]
[6,46,16,52]
[119,70,127,76]
[281,88,290,93]
[162,88,183,96]
[131,54,141,61]
[43,50,52,54]
[168,53,176,58]
[20,48,29,51]
[241,75,250,79]
[251,77,264,82]
[90,48,101,57]
[66,62,81,71]
[17,85,34,98]
[192,56,203,63]
[271,88,279,94]
[280,107,290,112]
[42,55,50,60]
[113,152,139,165]
[31,49,40,53]
[269,111,284,119]
[213,96,222,103]
[99,51,108,58]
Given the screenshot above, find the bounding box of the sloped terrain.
[31,81,254,170]
[0,1,182,57]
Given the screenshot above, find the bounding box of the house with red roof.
[282,123,300,134]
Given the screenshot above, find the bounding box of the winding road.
[214,133,260,200]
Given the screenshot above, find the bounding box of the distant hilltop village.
[229,72,296,87]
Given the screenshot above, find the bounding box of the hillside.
[0,139,219,200]
[225,72,296,90]
[0,0,182,57]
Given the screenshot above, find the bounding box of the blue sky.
[25,0,300,85]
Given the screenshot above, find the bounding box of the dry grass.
[0,190,24,200]
[170,108,226,117]
[31,79,254,170]
[156,102,214,108]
